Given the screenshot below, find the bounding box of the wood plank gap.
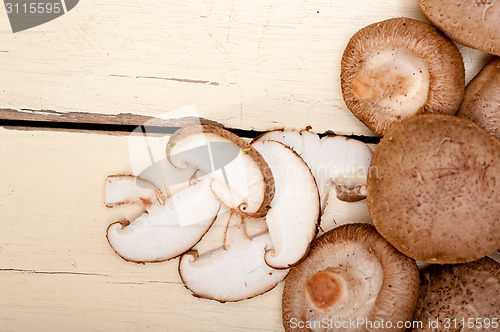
[0,108,222,127]
[0,109,380,144]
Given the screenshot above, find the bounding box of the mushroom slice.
[106,176,221,263]
[341,18,465,136]
[457,56,500,140]
[104,175,164,208]
[412,257,499,332]
[367,114,500,264]
[417,0,500,56]
[282,224,419,332]
[179,214,289,302]
[255,129,372,206]
[251,140,320,269]
[166,125,274,218]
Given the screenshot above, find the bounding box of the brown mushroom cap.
[417,0,500,56]
[282,223,419,332]
[457,56,500,140]
[411,257,500,332]
[341,18,465,136]
[367,114,500,264]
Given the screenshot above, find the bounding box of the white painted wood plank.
[0,128,372,331]
[0,0,490,135]
[0,272,285,332]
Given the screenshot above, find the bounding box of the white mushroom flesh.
[106,176,221,262]
[251,140,320,269]
[104,175,164,208]
[179,214,289,302]
[169,132,265,215]
[127,132,198,195]
[256,130,372,207]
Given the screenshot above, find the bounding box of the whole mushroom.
[341,18,465,136]
[457,56,500,140]
[367,114,500,264]
[179,213,289,302]
[411,257,500,332]
[417,0,500,56]
[282,223,419,332]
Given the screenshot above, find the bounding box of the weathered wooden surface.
[0,0,490,136]
[0,128,372,331]
[0,0,494,331]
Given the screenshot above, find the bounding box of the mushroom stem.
[334,177,368,202]
[351,75,375,100]
[305,270,346,311]
[351,69,412,103]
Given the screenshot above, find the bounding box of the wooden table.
[0,1,490,331]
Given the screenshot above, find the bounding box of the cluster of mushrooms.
[104,2,500,331]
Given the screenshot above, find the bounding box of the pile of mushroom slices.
[104,125,373,302]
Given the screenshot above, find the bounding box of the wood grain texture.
[0,0,490,136]
[0,128,372,331]
[0,108,221,127]
[0,1,495,330]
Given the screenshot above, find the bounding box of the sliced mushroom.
[282,223,419,332]
[179,213,289,302]
[166,125,274,218]
[106,175,221,263]
[411,257,499,332]
[417,0,500,56]
[104,175,164,208]
[251,140,320,269]
[367,114,500,264]
[457,56,500,140]
[341,18,465,136]
[255,129,372,206]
